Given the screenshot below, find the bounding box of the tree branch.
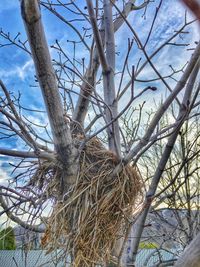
[73,0,150,127]
[102,0,121,156]
[128,58,200,265]
[0,189,44,233]
[86,0,108,72]
[124,41,200,164]
[21,0,78,189]
[0,148,54,160]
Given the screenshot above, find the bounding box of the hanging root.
[38,137,143,266]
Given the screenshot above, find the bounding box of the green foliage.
[0,226,16,250]
[139,241,158,249]
[107,263,117,267]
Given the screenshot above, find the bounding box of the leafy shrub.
[0,227,16,250]
[139,242,158,249]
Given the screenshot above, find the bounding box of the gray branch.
[128,58,200,265]
[21,0,78,189]
[0,148,54,160]
[0,189,44,233]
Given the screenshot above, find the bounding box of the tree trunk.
[21,0,78,191]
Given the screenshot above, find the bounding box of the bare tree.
[0,0,199,266]
[124,99,200,265]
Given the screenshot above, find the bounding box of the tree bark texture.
[21,0,78,189]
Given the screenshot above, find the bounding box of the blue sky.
[0,0,199,185]
[0,1,198,94]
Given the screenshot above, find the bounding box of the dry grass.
[38,137,143,266]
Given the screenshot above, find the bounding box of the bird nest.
[39,137,143,266]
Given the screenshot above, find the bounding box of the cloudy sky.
[0,0,199,185]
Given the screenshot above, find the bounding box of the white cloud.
[0,164,10,186]
[0,59,34,82]
[16,59,34,80]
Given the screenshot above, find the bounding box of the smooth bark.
[73,0,150,127]
[174,232,200,267]
[21,0,78,188]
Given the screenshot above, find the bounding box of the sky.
[0,0,199,186]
